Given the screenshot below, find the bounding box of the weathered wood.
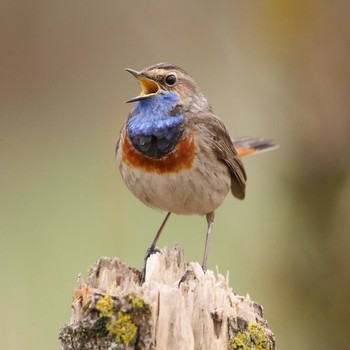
[59,245,276,349]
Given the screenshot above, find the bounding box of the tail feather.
[232,137,278,157]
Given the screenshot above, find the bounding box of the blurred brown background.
[1,1,349,349]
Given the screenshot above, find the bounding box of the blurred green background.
[1,1,349,349]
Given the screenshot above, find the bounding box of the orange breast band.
[121,133,196,174]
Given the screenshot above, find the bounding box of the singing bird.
[116,63,277,280]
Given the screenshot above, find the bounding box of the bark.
[59,245,276,349]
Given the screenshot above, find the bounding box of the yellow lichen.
[232,332,250,348]
[129,294,145,309]
[96,295,113,318]
[231,322,270,350]
[248,323,270,349]
[107,311,137,346]
[95,293,143,346]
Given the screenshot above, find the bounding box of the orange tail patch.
[233,137,278,157]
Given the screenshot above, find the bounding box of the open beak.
[125,68,161,103]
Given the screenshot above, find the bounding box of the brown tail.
[232,137,278,157]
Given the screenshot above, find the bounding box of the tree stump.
[59,245,276,349]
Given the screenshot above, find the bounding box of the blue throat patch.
[127,92,185,159]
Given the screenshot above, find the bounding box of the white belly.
[117,154,231,216]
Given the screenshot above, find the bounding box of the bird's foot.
[178,265,207,287]
[178,269,194,287]
[140,246,161,284]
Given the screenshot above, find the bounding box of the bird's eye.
[165,74,177,86]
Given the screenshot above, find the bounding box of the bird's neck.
[127,92,185,159]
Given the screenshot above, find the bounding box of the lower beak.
[125,68,161,103]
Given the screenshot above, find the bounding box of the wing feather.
[189,113,247,199]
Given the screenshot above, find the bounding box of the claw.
[139,212,171,284]
[178,269,194,287]
[140,246,161,283]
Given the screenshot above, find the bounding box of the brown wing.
[189,113,247,200]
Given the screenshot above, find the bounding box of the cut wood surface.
[59,245,276,349]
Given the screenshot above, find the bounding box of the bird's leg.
[178,212,215,287]
[140,212,171,283]
[202,212,215,272]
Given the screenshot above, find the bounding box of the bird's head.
[125,63,210,112]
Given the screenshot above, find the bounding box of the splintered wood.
[59,245,276,350]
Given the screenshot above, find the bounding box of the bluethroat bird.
[116,63,277,281]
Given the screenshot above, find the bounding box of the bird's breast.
[120,128,197,174]
[117,129,231,215]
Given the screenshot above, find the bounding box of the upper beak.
[125,68,161,103]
